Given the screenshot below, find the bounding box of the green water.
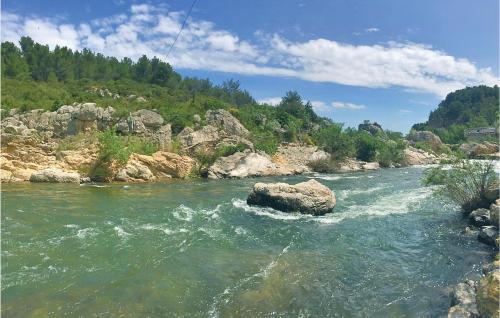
[1,167,495,317]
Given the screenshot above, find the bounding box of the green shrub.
[423,160,499,212]
[355,132,377,162]
[308,158,339,173]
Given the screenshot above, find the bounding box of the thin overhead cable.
[166,0,198,59]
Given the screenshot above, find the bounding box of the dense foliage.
[412,86,499,144]
[423,160,499,212]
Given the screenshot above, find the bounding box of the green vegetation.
[423,160,499,212]
[89,129,157,181]
[412,86,499,144]
[2,36,410,168]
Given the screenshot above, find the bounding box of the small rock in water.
[477,226,499,248]
[469,208,491,226]
[246,179,335,215]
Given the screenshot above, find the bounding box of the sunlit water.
[1,167,496,317]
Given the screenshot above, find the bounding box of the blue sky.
[2,0,499,132]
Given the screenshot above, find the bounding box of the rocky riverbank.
[1,104,447,183]
[448,199,500,318]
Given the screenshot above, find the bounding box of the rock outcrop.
[115,151,194,182]
[207,150,303,179]
[404,146,442,165]
[29,168,80,183]
[476,269,500,318]
[460,142,499,158]
[448,280,479,318]
[206,109,249,138]
[358,120,383,136]
[469,208,492,227]
[337,159,380,172]
[273,143,330,173]
[247,179,336,215]
[408,130,443,152]
[478,226,499,248]
[176,109,253,154]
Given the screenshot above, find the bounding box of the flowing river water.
[1,166,495,317]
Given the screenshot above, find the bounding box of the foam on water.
[172,205,195,221]
[76,228,97,239]
[232,198,313,221]
[114,226,131,238]
[337,186,387,200]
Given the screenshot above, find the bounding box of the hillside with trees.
[2,37,409,169]
[412,86,499,144]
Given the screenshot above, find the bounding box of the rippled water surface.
[1,167,495,317]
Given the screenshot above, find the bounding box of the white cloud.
[332,101,366,110]
[365,27,379,33]
[310,100,328,111]
[399,109,413,113]
[2,6,497,97]
[258,97,281,106]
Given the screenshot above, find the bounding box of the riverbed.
[1,166,494,317]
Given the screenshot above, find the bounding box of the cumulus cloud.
[2,6,497,97]
[310,100,328,111]
[332,101,366,110]
[258,97,281,106]
[365,27,379,33]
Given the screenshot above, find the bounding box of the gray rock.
[206,109,249,137]
[448,280,479,318]
[133,109,163,128]
[247,179,336,215]
[29,168,80,183]
[358,120,383,136]
[478,226,499,247]
[408,130,443,151]
[208,150,277,179]
[490,201,500,226]
[469,208,491,226]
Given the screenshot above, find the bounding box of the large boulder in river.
[408,130,443,152]
[29,168,80,183]
[247,179,336,215]
[404,146,441,165]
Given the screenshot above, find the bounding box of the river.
[1,166,495,317]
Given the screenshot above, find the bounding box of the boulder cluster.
[448,199,500,318]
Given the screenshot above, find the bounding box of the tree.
[1,42,30,79]
[134,55,152,82]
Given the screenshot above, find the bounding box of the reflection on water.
[1,167,495,317]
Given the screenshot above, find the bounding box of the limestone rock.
[115,151,194,181]
[337,158,380,172]
[273,143,330,173]
[29,168,80,183]
[247,179,336,215]
[490,200,500,226]
[208,150,279,179]
[469,208,492,226]
[476,269,500,318]
[478,226,499,247]
[206,109,249,138]
[404,146,440,165]
[358,120,383,136]
[460,142,499,158]
[448,280,479,318]
[177,125,220,150]
[408,130,443,151]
